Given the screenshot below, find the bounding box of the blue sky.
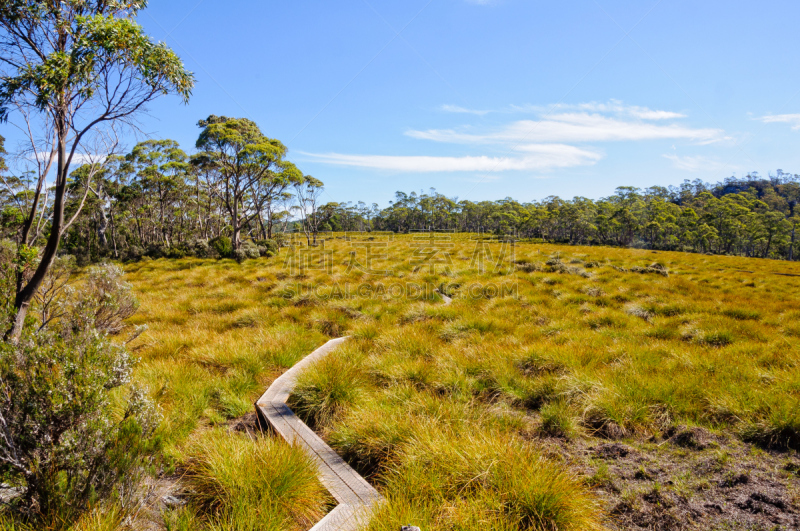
[71,1,800,204]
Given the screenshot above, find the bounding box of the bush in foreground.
[0,259,156,530]
[0,330,159,529]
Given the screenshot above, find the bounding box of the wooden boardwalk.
[255,337,383,531]
[254,290,452,531]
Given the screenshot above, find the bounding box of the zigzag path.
[255,290,453,531]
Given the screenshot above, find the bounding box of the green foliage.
[0,251,157,529]
[254,239,279,257]
[234,241,260,263]
[0,1,193,120]
[0,330,159,529]
[61,263,139,335]
[209,237,233,259]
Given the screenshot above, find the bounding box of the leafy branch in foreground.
[0,0,193,341]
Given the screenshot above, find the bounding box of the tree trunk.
[97,204,109,249]
[6,120,69,343]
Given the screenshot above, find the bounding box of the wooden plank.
[309,504,359,531]
[254,337,384,531]
[435,288,453,305]
[281,412,380,504]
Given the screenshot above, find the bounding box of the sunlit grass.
[123,236,800,529]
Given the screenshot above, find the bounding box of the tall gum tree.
[195,116,294,250]
[124,140,190,247]
[0,0,194,341]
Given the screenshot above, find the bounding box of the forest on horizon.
[3,122,800,264]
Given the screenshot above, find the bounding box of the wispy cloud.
[662,154,731,173]
[408,113,723,145]
[299,144,602,173]
[304,101,722,174]
[439,100,687,120]
[509,101,686,120]
[440,104,492,116]
[758,113,800,130]
[629,109,686,120]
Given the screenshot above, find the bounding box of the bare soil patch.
[539,425,800,530]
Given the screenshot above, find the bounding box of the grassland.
[116,235,799,530]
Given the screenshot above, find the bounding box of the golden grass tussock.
[118,237,800,529]
[183,429,332,530]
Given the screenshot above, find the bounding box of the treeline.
[360,174,800,260]
[3,123,800,262]
[1,116,327,263]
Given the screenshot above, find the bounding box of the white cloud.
[662,154,731,173]
[509,101,685,120]
[299,144,602,173]
[629,109,686,120]
[303,101,722,175]
[758,114,800,130]
[440,100,686,120]
[407,113,723,145]
[441,104,492,116]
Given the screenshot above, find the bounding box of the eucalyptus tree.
[250,160,303,240]
[189,152,223,239]
[0,0,194,341]
[294,175,324,244]
[195,116,289,250]
[125,140,190,246]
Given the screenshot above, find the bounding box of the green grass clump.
[540,400,578,439]
[183,430,331,530]
[289,348,366,429]
[369,431,604,531]
[722,307,761,321]
[740,403,800,450]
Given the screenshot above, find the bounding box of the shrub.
[0,331,160,529]
[209,236,233,259]
[187,239,220,259]
[122,245,144,262]
[515,261,542,273]
[234,241,260,263]
[254,239,279,257]
[62,263,138,335]
[166,246,187,259]
[145,243,169,259]
[272,233,288,248]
